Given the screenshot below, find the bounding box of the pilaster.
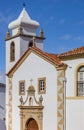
[8,78,12,130]
[57,68,66,130]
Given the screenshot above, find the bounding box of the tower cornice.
[5,33,45,41]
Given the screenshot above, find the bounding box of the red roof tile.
[57,46,84,57]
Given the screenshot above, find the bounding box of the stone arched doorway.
[26,118,39,130]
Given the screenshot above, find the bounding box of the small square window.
[19,81,25,95]
[38,77,46,94]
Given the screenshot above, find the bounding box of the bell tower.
[5,7,45,73]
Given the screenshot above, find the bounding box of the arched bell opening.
[28,41,33,47]
[25,118,39,130]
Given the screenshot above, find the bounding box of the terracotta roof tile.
[34,48,62,64]
[57,46,84,57]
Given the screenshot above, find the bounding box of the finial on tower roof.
[23,2,26,8]
[39,29,44,38]
[33,36,36,44]
[5,30,10,40]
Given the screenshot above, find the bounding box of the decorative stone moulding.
[19,82,44,130]
[19,84,43,106]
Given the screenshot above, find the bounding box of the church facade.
[5,8,84,130]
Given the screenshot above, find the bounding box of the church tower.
[5,7,45,73]
[5,6,67,130]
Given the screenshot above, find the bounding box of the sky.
[0,0,84,83]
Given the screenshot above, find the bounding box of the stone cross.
[30,79,33,85]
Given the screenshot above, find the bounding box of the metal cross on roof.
[23,2,26,8]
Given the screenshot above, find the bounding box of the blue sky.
[0,0,84,83]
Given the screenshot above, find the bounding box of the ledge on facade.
[5,33,45,41]
[18,105,44,110]
[66,96,84,100]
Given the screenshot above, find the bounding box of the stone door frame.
[19,106,44,130]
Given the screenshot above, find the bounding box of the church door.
[27,118,39,130]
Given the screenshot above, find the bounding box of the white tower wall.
[6,8,44,73]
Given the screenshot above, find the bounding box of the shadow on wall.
[0,119,6,130]
[0,105,5,110]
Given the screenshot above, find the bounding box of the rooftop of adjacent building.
[57,46,84,58]
[0,83,6,88]
[7,43,84,77]
[58,46,84,56]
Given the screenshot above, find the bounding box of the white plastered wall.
[6,36,44,73]
[6,52,58,130]
[6,37,20,73]
[63,58,84,130]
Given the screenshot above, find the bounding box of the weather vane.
[23,2,26,8]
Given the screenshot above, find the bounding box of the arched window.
[28,41,33,47]
[10,42,15,62]
[77,66,84,96]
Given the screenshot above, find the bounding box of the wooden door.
[27,118,39,130]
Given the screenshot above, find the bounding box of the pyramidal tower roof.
[8,8,40,29]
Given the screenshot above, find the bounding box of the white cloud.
[79,20,84,25]
[50,16,54,21]
[0,70,5,83]
[0,12,13,24]
[59,34,72,40]
[58,46,66,53]
[74,36,81,40]
[0,11,15,33]
[73,36,84,42]
[59,34,84,44]
[59,19,65,24]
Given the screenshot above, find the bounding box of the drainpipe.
[63,77,67,130]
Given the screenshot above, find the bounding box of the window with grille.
[19,81,25,95]
[10,42,15,62]
[77,66,84,96]
[38,77,46,94]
